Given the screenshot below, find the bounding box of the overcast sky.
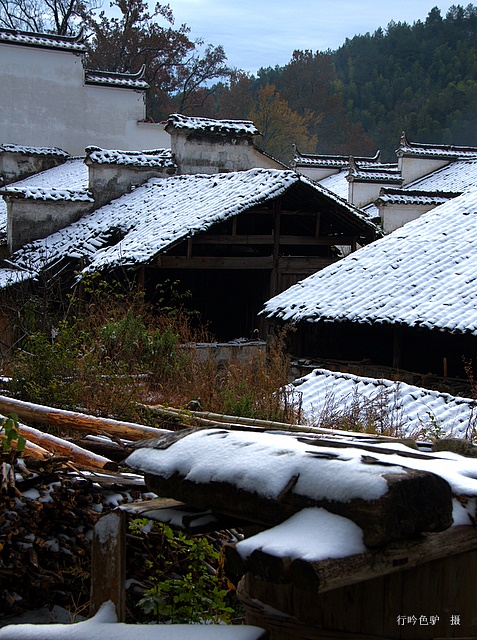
[170,0,455,74]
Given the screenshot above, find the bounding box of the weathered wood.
[144,403,410,440]
[0,395,172,441]
[90,510,126,621]
[138,429,453,547]
[289,525,477,592]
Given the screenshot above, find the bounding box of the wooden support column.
[269,198,281,297]
[393,325,404,370]
[90,510,126,621]
[137,265,145,291]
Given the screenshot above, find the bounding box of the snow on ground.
[292,368,477,439]
[0,601,266,639]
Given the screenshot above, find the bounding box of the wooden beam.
[158,256,274,269]
[270,199,281,297]
[90,510,126,621]
[191,235,357,246]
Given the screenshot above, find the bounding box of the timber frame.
[142,190,376,339]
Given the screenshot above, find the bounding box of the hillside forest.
[202,4,477,162]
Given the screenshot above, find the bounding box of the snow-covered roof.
[397,133,477,160]
[406,157,477,193]
[0,143,69,158]
[319,171,349,199]
[0,158,88,237]
[0,27,85,52]
[167,113,260,137]
[0,157,89,202]
[3,169,375,282]
[85,146,174,168]
[292,368,477,439]
[293,149,381,169]
[263,187,477,335]
[85,67,149,90]
[3,168,377,284]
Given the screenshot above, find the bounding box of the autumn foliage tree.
[249,84,317,162]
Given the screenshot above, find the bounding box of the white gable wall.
[398,155,450,185]
[379,203,436,234]
[0,42,169,155]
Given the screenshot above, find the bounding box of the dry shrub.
[309,384,406,438]
[8,280,300,424]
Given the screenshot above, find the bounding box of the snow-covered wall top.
[293,150,381,169]
[0,27,86,51]
[263,187,477,335]
[167,113,260,137]
[84,67,149,90]
[0,144,69,158]
[85,146,174,168]
[376,190,456,206]
[397,133,477,160]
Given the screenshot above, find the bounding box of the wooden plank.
[90,510,126,621]
[121,498,246,534]
[190,235,358,245]
[288,526,477,593]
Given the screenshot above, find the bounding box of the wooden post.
[392,325,403,370]
[269,198,281,297]
[90,510,126,621]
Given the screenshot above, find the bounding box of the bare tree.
[0,0,100,35]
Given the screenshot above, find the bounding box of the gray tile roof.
[263,187,477,335]
[5,168,377,286]
[293,368,477,439]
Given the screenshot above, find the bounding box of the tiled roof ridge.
[0,143,70,157]
[397,131,477,158]
[166,113,260,136]
[0,26,86,51]
[84,65,149,90]
[293,147,381,168]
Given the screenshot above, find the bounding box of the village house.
[294,134,477,234]
[0,128,378,339]
[263,186,477,387]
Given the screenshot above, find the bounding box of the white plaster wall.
[380,203,435,234]
[0,42,157,155]
[6,197,91,252]
[294,166,340,181]
[171,132,280,175]
[398,156,450,185]
[347,180,387,208]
